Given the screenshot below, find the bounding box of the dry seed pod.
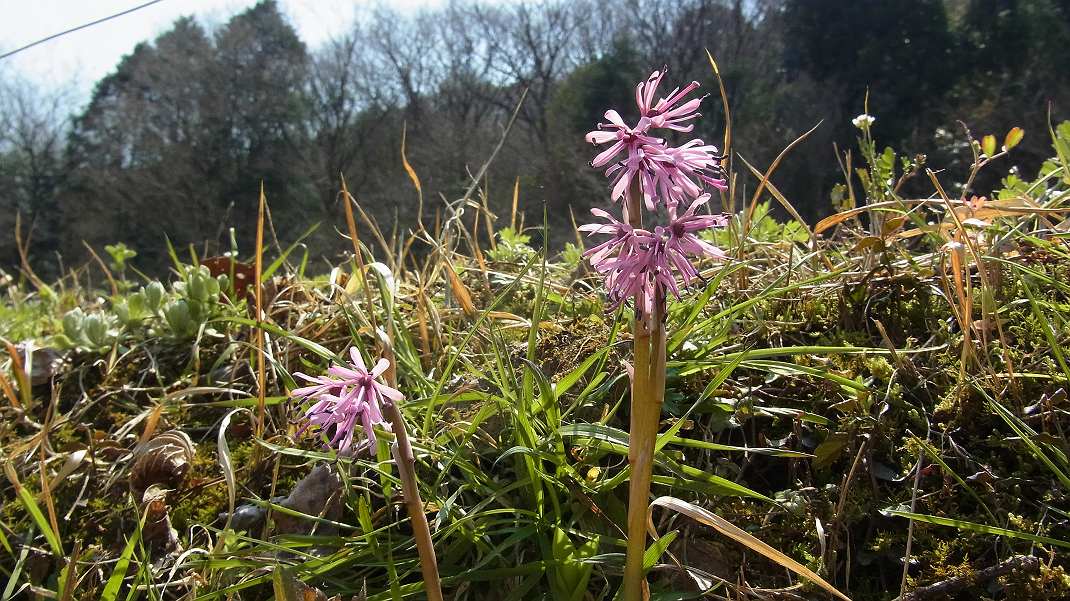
[131,430,195,496]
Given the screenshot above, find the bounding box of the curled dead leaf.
[142,484,181,554]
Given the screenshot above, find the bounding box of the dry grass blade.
[353,198,397,268]
[481,187,497,253]
[738,154,814,241]
[36,430,62,561]
[401,121,429,255]
[216,408,251,537]
[46,450,87,493]
[814,200,936,235]
[14,213,49,294]
[3,341,30,409]
[706,51,731,159]
[81,241,118,297]
[271,566,303,601]
[416,291,433,363]
[511,177,520,233]
[0,364,20,409]
[341,176,380,337]
[648,496,851,601]
[137,403,165,446]
[401,122,423,198]
[458,88,527,209]
[4,461,63,557]
[442,253,477,318]
[705,50,733,211]
[58,541,81,601]
[255,183,268,437]
[743,121,822,239]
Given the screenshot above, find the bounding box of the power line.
[0,0,167,61]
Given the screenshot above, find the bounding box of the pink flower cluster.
[583,68,729,310]
[291,347,403,455]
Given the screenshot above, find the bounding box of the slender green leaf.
[643,530,679,570]
[883,509,1070,548]
[101,510,145,601]
[12,482,62,557]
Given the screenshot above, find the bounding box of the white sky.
[0,0,448,103]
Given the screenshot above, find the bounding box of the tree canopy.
[1,0,1067,276]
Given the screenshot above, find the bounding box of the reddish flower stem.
[383,399,444,601]
[622,179,669,601]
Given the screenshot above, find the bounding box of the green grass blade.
[1,533,30,601]
[11,480,62,557]
[913,437,997,523]
[101,509,145,601]
[262,223,319,282]
[883,508,1070,548]
[642,530,679,570]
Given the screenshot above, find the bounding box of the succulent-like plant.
[162,266,228,338]
[58,307,119,352]
[113,282,166,327]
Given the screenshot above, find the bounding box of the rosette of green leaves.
[57,308,119,352]
[104,242,137,274]
[113,282,165,327]
[162,265,228,338]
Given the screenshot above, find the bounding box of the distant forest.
[2,0,1069,276]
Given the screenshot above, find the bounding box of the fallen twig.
[895,555,1041,601]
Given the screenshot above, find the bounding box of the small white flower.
[942,240,965,255]
[852,114,876,129]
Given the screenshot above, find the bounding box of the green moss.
[1004,564,1070,600]
[170,441,257,531]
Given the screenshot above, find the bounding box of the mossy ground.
[2,194,1070,599]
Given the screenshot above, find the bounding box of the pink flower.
[579,208,651,308]
[636,68,704,131]
[618,235,682,303]
[667,194,730,246]
[291,347,403,455]
[665,140,728,192]
[646,141,727,205]
[662,195,729,287]
[581,224,674,311]
[604,144,663,209]
[582,196,729,309]
[601,141,726,209]
[586,108,671,207]
[586,69,722,208]
[586,109,663,169]
[582,68,730,311]
[579,208,638,265]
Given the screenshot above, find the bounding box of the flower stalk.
[291,347,443,601]
[382,394,444,601]
[580,68,729,599]
[622,178,665,600]
[622,179,670,601]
